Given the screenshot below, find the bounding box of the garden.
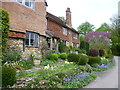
[1,8,117,88]
[2,43,115,88]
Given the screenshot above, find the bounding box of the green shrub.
[3,50,22,62]
[88,56,101,65]
[45,50,55,59]
[78,49,87,54]
[78,55,89,65]
[1,9,10,54]
[106,49,112,55]
[60,53,67,60]
[50,53,58,61]
[99,49,105,56]
[105,55,114,59]
[67,53,80,63]
[2,66,16,88]
[100,59,108,65]
[91,63,98,67]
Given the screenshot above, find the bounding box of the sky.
[46,0,119,30]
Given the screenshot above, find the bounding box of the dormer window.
[73,33,77,39]
[16,0,35,9]
[62,27,67,35]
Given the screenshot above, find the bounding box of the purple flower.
[19,60,23,62]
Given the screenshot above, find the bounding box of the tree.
[96,23,112,33]
[77,21,95,35]
[84,31,110,55]
[110,15,120,56]
[58,16,66,22]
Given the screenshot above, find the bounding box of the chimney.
[66,8,72,27]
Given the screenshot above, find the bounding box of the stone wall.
[7,36,46,59]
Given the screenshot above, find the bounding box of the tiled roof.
[46,12,79,34]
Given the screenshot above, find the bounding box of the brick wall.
[1,0,47,36]
[47,19,79,44]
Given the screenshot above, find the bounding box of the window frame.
[25,31,40,47]
[62,27,67,35]
[16,0,35,10]
[73,33,77,39]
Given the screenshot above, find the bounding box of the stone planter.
[34,60,41,66]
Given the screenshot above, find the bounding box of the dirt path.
[84,56,119,88]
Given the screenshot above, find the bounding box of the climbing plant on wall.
[0,8,10,60]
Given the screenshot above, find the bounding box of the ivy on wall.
[0,8,10,60]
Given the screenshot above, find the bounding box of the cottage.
[0,0,48,58]
[46,8,80,51]
[1,0,79,58]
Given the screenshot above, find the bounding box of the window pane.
[30,33,35,46]
[25,0,29,7]
[35,34,39,47]
[26,32,29,46]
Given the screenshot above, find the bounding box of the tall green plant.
[0,9,10,54]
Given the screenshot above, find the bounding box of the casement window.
[73,33,77,39]
[73,43,77,47]
[62,27,67,35]
[25,32,39,47]
[16,0,35,9]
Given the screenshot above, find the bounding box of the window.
[25,32,39,47]
[62,27,67,35]
[62,40,66,45]
[73,43,77,47]
[16,0,35,9]
[73,33,77,39]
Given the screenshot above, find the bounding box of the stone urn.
[34,60,41,66]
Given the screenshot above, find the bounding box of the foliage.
[88,56,101,65]
[77,21,95,35]
[96,23,111,33]
[106,49,112,55]
[105,55,114,59]
[78,55,89,65]
[92,59,115,71]
[45,50,55,59]
[23,63,93,88]
[88,49,99,57]
[61,73,96,88]
[110,15,120,56]
[40,59,56,66]
[58,16,66,22]
[78,49,87,54]
[3,61,23,70]
[41,41,49,58]
[79,41,89,54]
[0,9,10,54]
[16,70,28,78]
[99,49,105,56]
[2,66,16,88]
[60,53,67,60]
[3,50,22,62]
[19,60,34,69]
[50,53,58,61]
[84,31,110,50]
[67,53,80,63]
[28,52,35,62]
[58,41,68,53]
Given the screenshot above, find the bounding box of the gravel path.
[84,56,119,88]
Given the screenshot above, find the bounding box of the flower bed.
[92,59,115,71]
